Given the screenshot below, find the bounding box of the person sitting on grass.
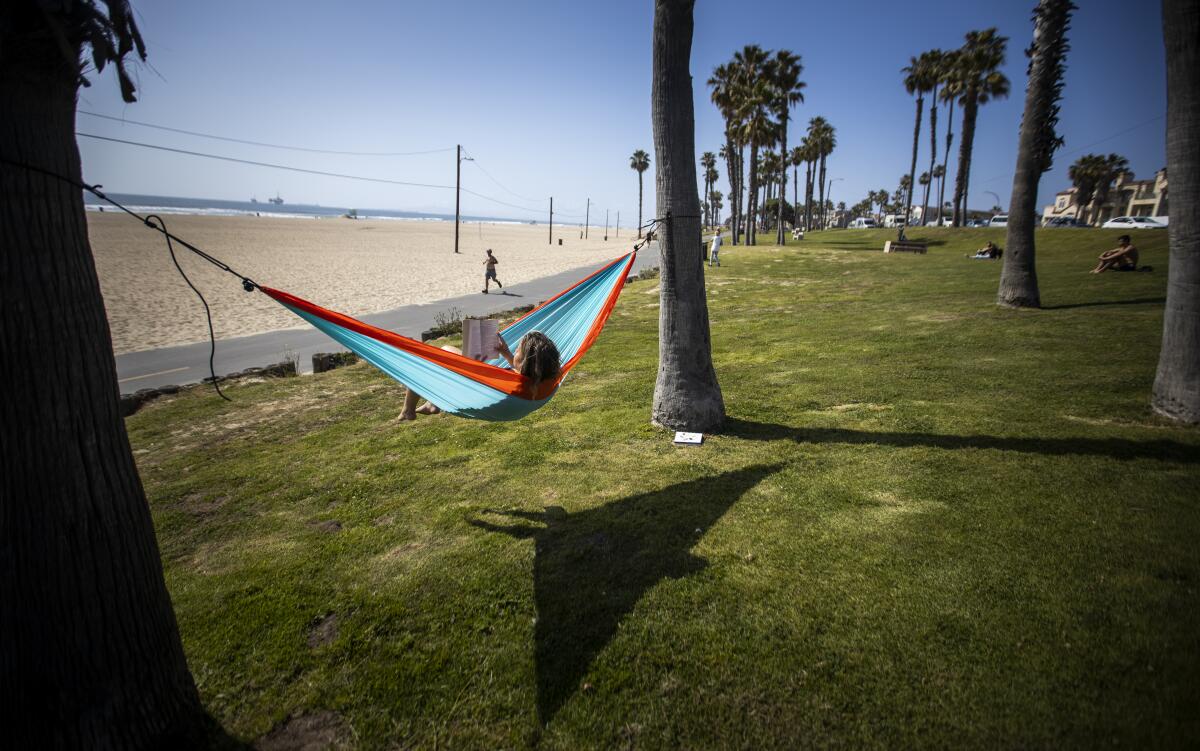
[968,241,1002,259]
[1090,235,1140,273]
[399,331,561,420]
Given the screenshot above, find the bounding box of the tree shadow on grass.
[469,463,784,725]
[1042,297,1165,310]
[721,418,1198,463]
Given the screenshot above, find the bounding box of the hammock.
[260,251,638,421]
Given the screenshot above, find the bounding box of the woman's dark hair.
[517,331,560,386]
[1119,235,1131,244]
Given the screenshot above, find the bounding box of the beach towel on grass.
[261,251,637,421]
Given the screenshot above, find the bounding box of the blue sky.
[77,0,1166,224]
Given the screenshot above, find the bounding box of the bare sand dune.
[88,214,635,354]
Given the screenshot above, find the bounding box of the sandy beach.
[88,214,638,354]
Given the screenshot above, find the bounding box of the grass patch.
[128,228,1198,748]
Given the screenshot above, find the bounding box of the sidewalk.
[115,246,658,394]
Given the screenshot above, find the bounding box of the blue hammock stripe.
[264,251,637,421]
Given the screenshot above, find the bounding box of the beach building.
[1042,168,1168,226]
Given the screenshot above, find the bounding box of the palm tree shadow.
[721,417,1199,463]
[470,464,783,725]
[1042,296,1165,310]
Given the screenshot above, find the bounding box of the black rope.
[1,155,260,401]
[146,214,231,401]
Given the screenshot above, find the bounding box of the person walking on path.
[709,230,722,268]
[483,248,503,293]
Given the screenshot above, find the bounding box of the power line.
[77,132,553,216]
[460,146,547,205]
[78,110,456,156]
[77,132,457,189]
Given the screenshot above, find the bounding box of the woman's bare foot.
[416,402,441,415]
[398,410,417,421]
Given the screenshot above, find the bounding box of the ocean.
[83,192,533,225]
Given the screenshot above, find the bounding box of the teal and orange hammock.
[0,160,640,422]
[260,250,637,421]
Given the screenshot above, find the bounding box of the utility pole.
[454,144,461,254]
[605,209,609,240]
[548,196,553,244]
[585,198,590,239]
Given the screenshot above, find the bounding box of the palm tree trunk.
[905,96,924,226]
[737,144,746,245]
[927,86,938,223]
[818,154,828,230]
[633,171,643,236]
[650,0,724,431]
[777,123,788,245]
[805,160,813,230]
[938,98,956,224]
[746,142,759,245]
[1152,0,1200,423]
[1000,0,1075,308]
[953,94,977,226]
[0,55,204,747]
[792,162,799,228]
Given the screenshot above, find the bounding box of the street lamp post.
[826,177,844,229]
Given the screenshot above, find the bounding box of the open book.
[462,317,501,361]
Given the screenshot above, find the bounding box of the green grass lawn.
[127,227,1199,749]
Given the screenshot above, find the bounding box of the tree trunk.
[651,0,725,431]
[953,94,977,226]
[792,162,799,228]
[637,172,644,238]
[1000,0,1075,308]
[777,123,788,245]
[938,98,956,225]
[1152,0,1200,423]
[927,87,938,224]
[0,59,204,748]
[818,154,828,230]
[905,96,924,226]
[746,142,759,245]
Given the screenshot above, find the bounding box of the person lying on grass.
[399,331,561,420]
[1091,235,1140,273]
[968,241,1002,259]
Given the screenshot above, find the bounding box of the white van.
[990,214,1008,227]
[850,217,877,229]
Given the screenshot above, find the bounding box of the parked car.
[989,214,1008,227]
[1044,216,1082,227]
[1102,216,1166,229]
[850,217,878,229]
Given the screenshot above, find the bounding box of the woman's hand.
[497,338,514,366]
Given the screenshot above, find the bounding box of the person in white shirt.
[709,230,722,267]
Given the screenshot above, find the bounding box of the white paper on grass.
[462,318,500,360]
[673,431,703,445]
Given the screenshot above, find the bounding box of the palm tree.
[801,135,818,230]
[734,44,773,245]
[700,151,716,228]
[1090,153,1130,225]
[924,49,945,223]
[709,64,742,244]
[931,165,946,223]
[1,2,205,745]
[949,29,1010,226]
[812,119,836,229]
[789,146,803,226]
[918,171,932,225]
[710,189,724,227]
[651,0,725,430]
[630,149,651,238]
[901,52,937,226]
[936,49,962,224]
[999,0,1076,309]
[769,49,805,244]
[1068,153,1105,226]
[1152,0,1199,423]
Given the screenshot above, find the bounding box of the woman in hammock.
[399,331,561,420]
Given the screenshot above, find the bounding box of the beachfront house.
[1041,168,1168,226]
